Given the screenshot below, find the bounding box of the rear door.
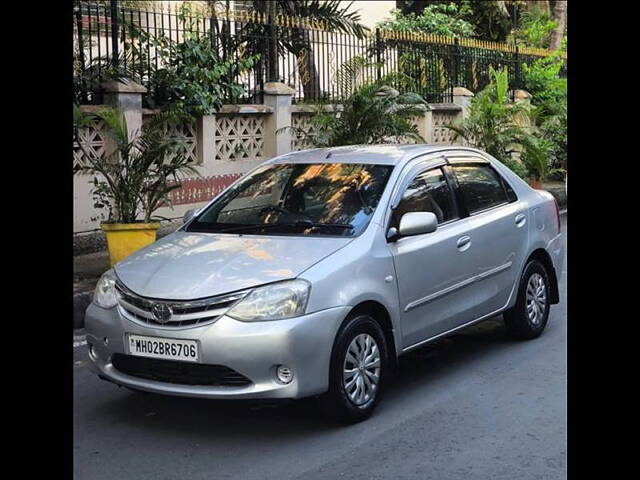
[447,156,528,317]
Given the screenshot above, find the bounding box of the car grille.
[111,354,252,387]
[115,282,248,328]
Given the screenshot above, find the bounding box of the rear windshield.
[186,163,394,237]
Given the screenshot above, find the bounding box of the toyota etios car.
[85,144,564,423]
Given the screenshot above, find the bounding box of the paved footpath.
[73,215,567,480]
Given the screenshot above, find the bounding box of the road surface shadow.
[86,314,540,438]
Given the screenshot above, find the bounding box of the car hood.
[114,231,352,300]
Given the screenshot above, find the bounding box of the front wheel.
[503,260,551,340]
[318,314,388,424]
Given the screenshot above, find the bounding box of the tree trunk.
[529,0,550,14]
[549,0,567,50]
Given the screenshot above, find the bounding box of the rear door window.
[451,164,510,214]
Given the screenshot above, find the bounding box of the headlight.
[93,269,117,309]
[226,279,310,322]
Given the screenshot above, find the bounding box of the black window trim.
[442,164,467,218]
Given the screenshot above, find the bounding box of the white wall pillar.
[451,87,474,146]
[102,79,147,141]
[414,104,433,143]
[263,82,295,158]
[452,86,474,120]
[196,114,216,166]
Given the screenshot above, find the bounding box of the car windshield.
[186,162,394,237]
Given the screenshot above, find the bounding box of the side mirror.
[183,208,200,224]
[398,212,438,237]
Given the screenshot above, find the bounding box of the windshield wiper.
[214,220,354,234]
[287,219,354,230]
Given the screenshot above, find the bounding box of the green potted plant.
[520,134,564,188]
[73,105,198,265]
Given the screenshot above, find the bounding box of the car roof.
[270,144,487,167]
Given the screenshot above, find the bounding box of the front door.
[388,164,479,349]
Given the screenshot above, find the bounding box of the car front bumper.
[84,303,350,400]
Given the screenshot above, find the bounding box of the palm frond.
[281,0,369,37]
[91,107,130,148]
[334,55,381,97]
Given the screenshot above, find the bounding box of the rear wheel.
[504,260,551,340]
[318,313,388,424]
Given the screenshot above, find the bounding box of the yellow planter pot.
[101,223,161,266]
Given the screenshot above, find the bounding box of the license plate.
[126,334,199,363]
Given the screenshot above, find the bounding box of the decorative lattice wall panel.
[432,110,459,145]
[165,121,197,163]
[73,119,107,172]
[214,114,265,161]
[143,115,198,163]
[168,173,242,206]
[291,113,319,151]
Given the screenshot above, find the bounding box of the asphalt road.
[73,215,567,480]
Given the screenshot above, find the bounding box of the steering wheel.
[259,205,315,223]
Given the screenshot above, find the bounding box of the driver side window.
[395,168,457,224]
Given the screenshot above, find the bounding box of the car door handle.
[515,213,527,227]
[457,235,471,251]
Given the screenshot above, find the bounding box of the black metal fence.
[73,1,565,107]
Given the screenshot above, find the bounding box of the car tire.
[503,260,551,340]
[318,313,388,424]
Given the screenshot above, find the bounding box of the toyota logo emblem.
[151,303,173,324]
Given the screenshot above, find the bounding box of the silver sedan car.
[85,144,564,423]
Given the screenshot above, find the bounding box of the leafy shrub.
[147,33,260,117]
[288,72,427,147]
[543,110,567,178]
[447,66,557,181]
[522,53,567,118]
[520,134,564,182]
[522,53,567,176]
[375,3,474,103]
[502,156,529,180]
[509,7,557,49]
[447,67,532,163]
[378,3,475,38]
[460,0,511,42]
[74,20,259,117]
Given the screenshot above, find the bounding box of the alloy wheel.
[525,273,547,325]
[343,333,381,406]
